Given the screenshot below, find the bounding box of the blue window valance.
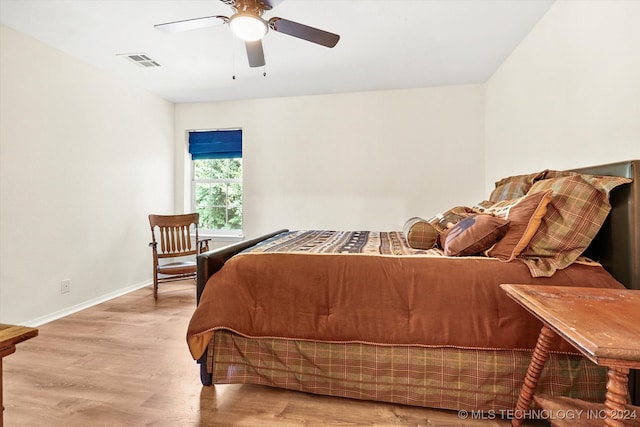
[188,129,242,160]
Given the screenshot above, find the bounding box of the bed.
[188,159,639,411]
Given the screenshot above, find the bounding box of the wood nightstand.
[1,324,38,427]
[501,284,640,427]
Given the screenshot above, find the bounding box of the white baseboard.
[23,280,152,327]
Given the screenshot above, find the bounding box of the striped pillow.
[427,206,475,233]
[519,174,632,277]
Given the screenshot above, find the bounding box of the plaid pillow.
[489,170,547,202]
[402,217,438,250]
[519,174,632,277]
[544,170,632,193]
[473,190,554,261]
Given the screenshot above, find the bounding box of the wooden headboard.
[572,160,639,406]
[572,160,639,291]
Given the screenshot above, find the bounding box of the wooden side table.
[0,324,38,427]
[501,284,640,427]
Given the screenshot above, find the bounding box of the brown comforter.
[187,231,625,359]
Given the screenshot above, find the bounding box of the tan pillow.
[474,190,554,261]
[519,174,632,277]
[403,217,438,250]
[441,215,510,257]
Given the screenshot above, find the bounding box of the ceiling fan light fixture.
[229,13,268,42]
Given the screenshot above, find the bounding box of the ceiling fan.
[154,0,340,68]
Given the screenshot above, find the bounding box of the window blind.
[188,129,242,160]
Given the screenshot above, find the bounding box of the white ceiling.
[0,0,554,104]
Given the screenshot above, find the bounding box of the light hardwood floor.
[3,282,549,426]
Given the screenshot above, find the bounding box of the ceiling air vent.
[120,53,160,68]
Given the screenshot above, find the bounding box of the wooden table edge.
[499,284,640,367]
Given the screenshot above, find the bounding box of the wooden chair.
[148,213,211,300]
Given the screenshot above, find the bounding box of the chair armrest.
[197,238,212,253]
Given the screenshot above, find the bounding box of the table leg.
[1,356,4,427]
[1,347,17,427]
[511,325,556,427]
[604,367,630,427]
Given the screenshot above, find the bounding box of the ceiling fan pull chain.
[232,34,237,80]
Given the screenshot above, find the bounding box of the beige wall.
[485,0,640,189]
[175,85,486,239]
[0,25,175,325]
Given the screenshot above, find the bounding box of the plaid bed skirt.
[207,330,607,411]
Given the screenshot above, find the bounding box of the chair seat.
[157,261,196,276]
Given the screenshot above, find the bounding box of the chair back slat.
[171,226,178,252]
[182,225,193,251]
[172,227,179,252]
[160,227,168,253]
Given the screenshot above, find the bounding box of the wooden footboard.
[194,229,288,385]
[195,229,288,305]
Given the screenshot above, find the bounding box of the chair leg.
[153,274,158,300]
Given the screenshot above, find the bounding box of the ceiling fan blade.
[245,40,266,67]
[269,17,339,48]
[154,15,228,33]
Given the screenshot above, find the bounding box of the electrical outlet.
[61,279,71,294]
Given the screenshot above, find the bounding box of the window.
[189,130,242,234]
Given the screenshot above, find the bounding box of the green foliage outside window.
[194,158,242,231]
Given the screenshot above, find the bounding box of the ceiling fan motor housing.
[224,0,272,15]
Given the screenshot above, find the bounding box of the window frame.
[188,129,244,238]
